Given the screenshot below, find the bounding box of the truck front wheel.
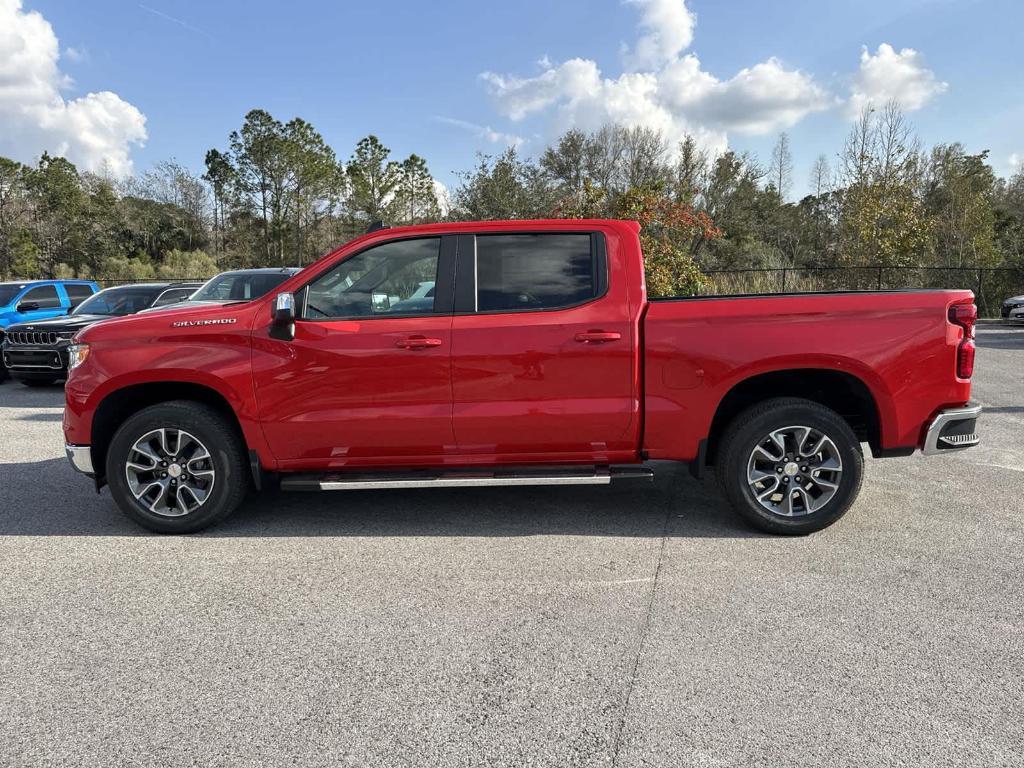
[106,401,249,534]
[716,397,864,535]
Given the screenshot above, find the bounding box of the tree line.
[1,103,1022,296]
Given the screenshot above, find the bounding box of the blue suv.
[0,280,99,381]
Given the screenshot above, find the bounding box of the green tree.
[924,145,999,267]
[228,109,289,263]
[451,148,557,220]
[394,154,440,225]
[346,135,402,224]
[614,187,721,296]
[25,153,88,277]
[157,248,218,279]
[282,118,343,263]
[203,149,234,256]
[0,157,29,277]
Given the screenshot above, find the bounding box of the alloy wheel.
[124,428,216,517]
[746,425,843,517]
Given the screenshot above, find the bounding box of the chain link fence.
[81,266,1024,318]
[699,266,1024,318]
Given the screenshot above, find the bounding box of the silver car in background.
[1002,294,1024,322]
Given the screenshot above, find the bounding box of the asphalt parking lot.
[1,326,1021,767]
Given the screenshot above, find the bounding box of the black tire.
[716,397,864,535]
[106,400,249,534]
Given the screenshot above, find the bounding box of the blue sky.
[4,0,1023,198]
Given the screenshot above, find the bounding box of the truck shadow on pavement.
[0,457,762,539]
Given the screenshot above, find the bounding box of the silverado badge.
[171,318,237,328]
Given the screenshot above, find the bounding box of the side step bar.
[279,465,654,492]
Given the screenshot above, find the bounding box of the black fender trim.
[248,450,263,490]
[689,439,708,480]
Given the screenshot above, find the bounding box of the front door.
[16,284,67,322]
[449,231,638,463]
[252,235,457,469]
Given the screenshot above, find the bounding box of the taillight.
[949,302,977,379]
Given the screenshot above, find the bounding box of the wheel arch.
[706,368,885,464]
[90,382,249,484]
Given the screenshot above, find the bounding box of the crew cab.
[62,220,981,535]
[3,282,201,386]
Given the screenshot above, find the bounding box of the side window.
[65,284,95,308]
[475,234,597,312]
[20,285,61,309]
[151,288,192,307]
[304,238,441,319]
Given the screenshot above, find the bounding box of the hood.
[1004,295,1024,304]
[75,299,252,344]
[4,314,112,334]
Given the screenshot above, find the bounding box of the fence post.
[780,269,788,292]
[877,266,883,290]
[976,268,984,316]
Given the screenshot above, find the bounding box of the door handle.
[574,330,621,344]
[396,335,443,350]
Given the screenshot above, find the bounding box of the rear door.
[449,231,638,462]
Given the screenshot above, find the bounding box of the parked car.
[0,279,99,382]
[62,220,980,535]
[138,268,301,313]
[2,282,199,386]
[150,282,205,309]
[1001,294,1024,321]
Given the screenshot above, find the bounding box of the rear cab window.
[65,283,96,308]
[469,233,604,313]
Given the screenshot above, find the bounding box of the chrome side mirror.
[269,292,295,341]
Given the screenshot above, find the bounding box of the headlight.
[67,343,90,372]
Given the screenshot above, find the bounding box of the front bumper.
[922,405,982,455]
[65,444,94,475]
[3,345,68,374]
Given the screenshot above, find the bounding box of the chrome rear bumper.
[922,405,982,456]
[65,444,94,475]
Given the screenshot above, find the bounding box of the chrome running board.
[280,465,654,492]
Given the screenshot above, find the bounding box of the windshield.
[73,287,158,316]
[191,272,294,303]
[0,284,25,306]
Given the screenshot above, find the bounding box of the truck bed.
[642,289,974,461]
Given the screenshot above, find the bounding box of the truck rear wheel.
[106,401,249,534]
[716,397,864,535]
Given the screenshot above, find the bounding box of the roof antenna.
[366,220,388,234]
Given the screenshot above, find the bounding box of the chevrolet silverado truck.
[62,220,981,535]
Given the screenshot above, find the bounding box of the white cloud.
[433,179,450,216]
[480,1,829,155]
[847,43,948,117]
[659,55,830,134]
[479,2,950,157]
[622,0,696,70]
[63,45,87,63]
[434,116,524,148]
[0,0,146,177]
[1010,153,1021,170]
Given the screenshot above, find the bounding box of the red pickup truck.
[63,219,981,535]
